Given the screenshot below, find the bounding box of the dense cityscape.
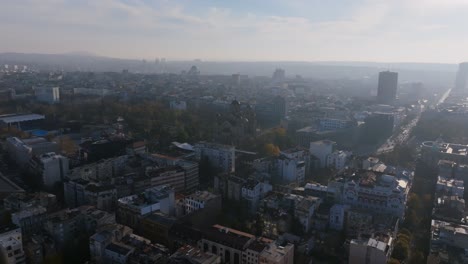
[0,57,467,264]
[3,1,468,264]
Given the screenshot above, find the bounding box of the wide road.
[374,104,424,155]
[437,88,452,106]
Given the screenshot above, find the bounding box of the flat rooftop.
[186,191,219,202]
[423,141,468,156]
[0,113,45,124]
[310,140,335,146]
[0,172,24,194]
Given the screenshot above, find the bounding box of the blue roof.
[30,130,49,137]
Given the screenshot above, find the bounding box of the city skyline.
[2,0,468,63]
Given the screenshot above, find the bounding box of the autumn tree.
[263,143,280,156]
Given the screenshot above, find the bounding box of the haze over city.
[4,1,468,264]
[2,0,468,62]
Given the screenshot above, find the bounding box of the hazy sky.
[1,0,468,63]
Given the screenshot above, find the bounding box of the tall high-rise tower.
[272,68,285,83]
[377,71,398,104]
[454,62,468,91]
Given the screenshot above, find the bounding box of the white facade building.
[194,142,235,173]
[241,179,273,211]
[436,176,464,197]
[277,148,308,184]
[277,157,305,184]
[183,191,221,215]
[309,140,334,168]
[294,196,322,233]
[0,226,25,264]
[34,86,60,104]
[117,185,175,216]
[319,118,352,131]
[326,150,352,170]
[31,152,69,187]
[329,204,350,231]
[349,237,393,264]
[341,173,410,219]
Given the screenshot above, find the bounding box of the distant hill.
[0,52,458,86]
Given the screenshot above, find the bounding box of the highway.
[437,88,452,106]
[374,86,451,156]
[374,104,424,155]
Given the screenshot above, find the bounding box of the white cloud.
[0,0,468,62]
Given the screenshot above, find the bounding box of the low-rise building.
[329,204,350,231]
[432,195,466,224]
[89,224,133,263]
[81,206,116,232]
[146,153,200,193]
[0,225,26,264]
[146,166,186,193]
[0,113,44,131]
[91,223,171,264]
[126,141,147,156]
[198,224,255,264]
[326,150,351,170]
[431,219,468,250]
[44,206,114,247]
[183,191,221,215]
[318,118,354,131]
[117,186,175,230]
[29,152,69,188]
[436,176,464,197]
[140,213,177,246]
[258,241,294,264]
[421,138,468,164]
[68,155,128,181]
[338,170,411,219]
[3,192,57,212]
[197,224,292,264]
[6,137,58,166]
[276,155,306,184]
[169,244,220,264]
[104,242,134,264]
[11,206,47,236]
[63,178,89,208]
[34,86,59,104]
[349,235,394,264]
[294,196,321,233]
[309,140,334,168]
[85,184,117,212]
[194,142,235,173]
[44,208,85,246]
[241,179,272,212]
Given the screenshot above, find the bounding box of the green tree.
[254,213,265,237]
[392,240,409,261]
[397,233,411,245]
[409,250,425,264]
[388,258,400,264]
[399,228,412,238]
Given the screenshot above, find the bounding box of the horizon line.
[0,51,465,65]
